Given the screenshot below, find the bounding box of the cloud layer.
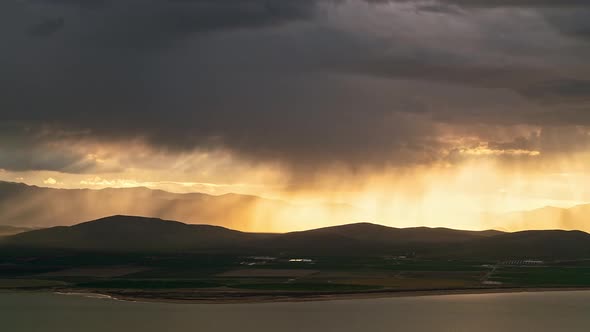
[2,0,590,176]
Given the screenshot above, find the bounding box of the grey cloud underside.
[2,0,590,173]
[372,0,590,8]
[439,0,590,8]
[26,17,65,37]
[0,125,103,173]
[375,0,590,41]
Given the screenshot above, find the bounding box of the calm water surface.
[2,291,590,332]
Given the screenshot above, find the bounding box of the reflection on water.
[2,291,590,332]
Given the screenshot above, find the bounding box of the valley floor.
[2,252,590,304]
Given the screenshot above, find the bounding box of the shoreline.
[53,287,590,304]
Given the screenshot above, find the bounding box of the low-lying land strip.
[1,252,590,303]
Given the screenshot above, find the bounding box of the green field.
[230,283,380,292]
[490,267,590,287]
[0,279,67,289]
[1,251,589,294]
[75,279,224,289]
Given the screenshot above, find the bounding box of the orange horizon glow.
[2,143,590,233]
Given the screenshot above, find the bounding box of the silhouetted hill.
[260,222,504,254]
[439,230,590,259]
[2,215,269,252]
[0,216,500,255]
[287,223,502,242]
[3,215,589,259]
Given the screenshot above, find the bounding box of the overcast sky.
[2,1,590,228]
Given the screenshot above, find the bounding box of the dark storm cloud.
[0,125,101,173]
[39,0,319,33]
[370,0,590,8]
[0,147,95,173]
[519,79,590,104]
[366,0,590,43]
[440,0,590,43]
[340,58,545,90]
[26,17,65,37]
[542,9,590,43]
[439,0,590,8]
[484,126,590,157]
[353,0,590,125]
[416,1,590,42]
[1,0,444,172]
[338,56,590,116]
[7,0,321,49]
[2,0,590,173]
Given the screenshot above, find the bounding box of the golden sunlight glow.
[1,141,589,233]
[459,146,541,157]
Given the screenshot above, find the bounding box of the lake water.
[2,291,590,331]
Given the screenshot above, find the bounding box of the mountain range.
[0,181,356,232]
[1,181,590,233]
[3,215,590,259]
[495,205,590,231]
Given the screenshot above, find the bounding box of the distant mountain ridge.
[0,181,357,232]
[3,215,589,259]
[495,204,590,231]
[443,229,590,259]
[2,181,590,234]
[2,215,270,252]
[260,222,505,254]
[0,225,34,237]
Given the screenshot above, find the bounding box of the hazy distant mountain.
[0,181,357,232]
[0,225,34,237]
[2,181,590,237]
[492,204,590,232]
